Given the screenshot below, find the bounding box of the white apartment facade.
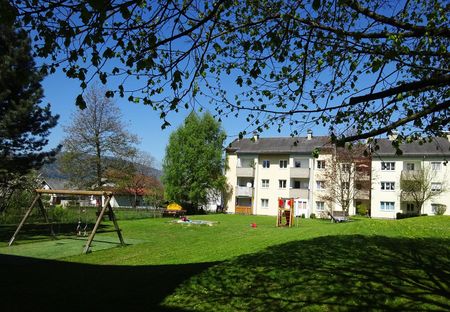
[370,136,450,218]
[225,134,450,218]
[225,133,352,217]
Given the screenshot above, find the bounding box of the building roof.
[373,137,450,157]
[226,136,332,154]
[226,135,450,157]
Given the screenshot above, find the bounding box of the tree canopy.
[0,6,59,186]
[162,112,228,210]
[60,85,139,188]
[8,0,450,143]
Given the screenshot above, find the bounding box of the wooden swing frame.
[8,189,125,254]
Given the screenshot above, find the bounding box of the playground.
[1,214,449,311]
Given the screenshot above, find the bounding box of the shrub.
[310,213,316,219]
[49,205,69,223]
[396,212,420,220]
[356,205,368,216]
[434,204,447,216]
[301,213,305,219]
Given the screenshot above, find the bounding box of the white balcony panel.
[289,189,309,199]
[236,167,254,177]
[236,186,253,197]
[290,167,310,178]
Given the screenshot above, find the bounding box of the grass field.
[1,214,449,311]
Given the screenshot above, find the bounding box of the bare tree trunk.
[95,140,102,188]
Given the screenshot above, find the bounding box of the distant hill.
[39,154,162,184]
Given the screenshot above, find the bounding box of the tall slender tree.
[0,4,59,211]
[162,112,228,211]
[60,85,138,188]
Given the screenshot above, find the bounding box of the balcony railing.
[354,190,370,200]
[401,170,423,180]
[289,188,308,199]
[235,205,252,215]
[290,167,310,178]
[236,186,253,197]
[236,167,254,177]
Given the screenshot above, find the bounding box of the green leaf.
[76,94,86,109]
[312,0,321,11]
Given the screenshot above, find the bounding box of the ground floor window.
[380,201,395,212]
[406,203,415,212]
[261,199,269,208]
[316,201,325,211]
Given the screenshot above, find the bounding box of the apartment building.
[225,133,450,218]
[371,136,450,218]
[225,132,344,217]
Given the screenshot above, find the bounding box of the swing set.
[8,189,125,254]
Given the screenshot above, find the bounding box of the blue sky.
[42,70,328,168]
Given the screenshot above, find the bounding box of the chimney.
[388,130,398,141]
[253,131,259,142]
[307,129,313,140]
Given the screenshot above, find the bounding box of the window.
[279,160,288,168]
[294,181,309,189]
[381,162,395,171]
[381,182,395,191]
[406,163,415,171]
[279,179,287,189]
[431,204,444,214]
[294,159,302,168]
[341,163,351,172]
[316,201,325,211]
[406,203,415,212]
[380,201,395,212]
[261,179,269,188]
[262,160,270,168]
[342,182,350,190]
[317,160,326,169]
[431,183,442,192]
[431,162,441,171]
[316,181,325,189]
[261,199,269,208]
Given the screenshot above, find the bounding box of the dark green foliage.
[162,112,228,211]
[0,8,59,184]
[7,0,450,143]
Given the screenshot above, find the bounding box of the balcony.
[236,186,253,197]
[354,190,370,200]
[290,167,310,178]
[401,170,422,180]
[235,205,252,215]
[289,188,309,199]
[236,167,254,177]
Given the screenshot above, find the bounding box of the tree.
[60,85,139,188]
[8,0,449,144]
[319,145,371,215]
[0,5,59,210]
[400,166,447,214]
[162,112,228,211]
[106,151,162,208]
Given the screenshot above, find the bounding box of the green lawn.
[1,215,449,311]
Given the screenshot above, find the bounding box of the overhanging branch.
[340,100,450,142]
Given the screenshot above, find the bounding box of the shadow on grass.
[163,235,450,311]
[0,223,110,243]
[0,254,219,311]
